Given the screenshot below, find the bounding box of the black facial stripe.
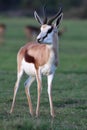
[42,27,53,40]
[43,34,48,39]
[47,26,53,34]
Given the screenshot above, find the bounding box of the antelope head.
[34,7,63,44]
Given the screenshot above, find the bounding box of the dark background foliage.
[0,0,87,18]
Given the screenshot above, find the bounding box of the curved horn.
[43,5,47,24]
[40,0,48,24]
[47,7,62,25]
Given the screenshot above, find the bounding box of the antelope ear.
[55,13,63,27]
[34,11,43,25]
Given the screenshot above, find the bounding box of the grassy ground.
[0,18,87,130]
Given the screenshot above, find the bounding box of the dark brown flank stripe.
[25,50,35,63]
[24,50,39,69]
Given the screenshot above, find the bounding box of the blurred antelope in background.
[24,25,40,40]
[10,7,63,117]
[0,24,6,44]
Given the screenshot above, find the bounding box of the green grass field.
[0,18,87,130]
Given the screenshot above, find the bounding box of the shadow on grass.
[54,98,86,108]
[16,117,58,130]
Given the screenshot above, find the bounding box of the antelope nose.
[37,38,42,43]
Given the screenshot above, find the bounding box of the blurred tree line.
[0,0,83,10]
[0,0,87,18]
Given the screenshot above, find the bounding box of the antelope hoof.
[51,111,55,118]
[30,111,34,117]
[36,110,39,117]
[51,113,55,118]
[10,109,13,114]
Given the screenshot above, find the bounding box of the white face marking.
[37,24,54,44]
[41,25,51,32]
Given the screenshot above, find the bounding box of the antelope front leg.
[24,76,35,116]
[10,71,23,113]
[36,70,42,117]
[10,82,18,113]
[47,73,55,118]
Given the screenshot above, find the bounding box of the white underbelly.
[40,64,56,75]
[22,59,56,76]
[22,59,36,75]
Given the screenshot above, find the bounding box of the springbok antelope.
[0,24,6,44]
[0,24,6,35]
[10,7,63,117]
